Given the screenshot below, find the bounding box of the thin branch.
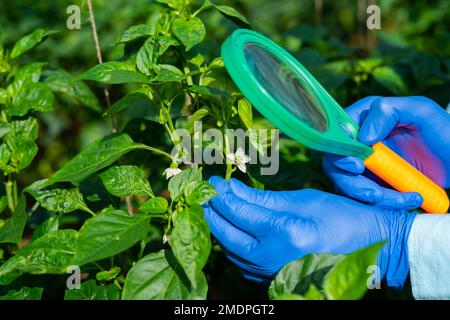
[87,0,135,215]
[86,0,116,132]
[314,0,323,26]
[124,197,134,215]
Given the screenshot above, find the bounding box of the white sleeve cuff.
[408,214,450,300]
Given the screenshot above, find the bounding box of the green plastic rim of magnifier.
[221,29,374,159]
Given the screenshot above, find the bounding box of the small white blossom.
[226,147,251,173]
[163,234,169,244]
[163,167,182,180]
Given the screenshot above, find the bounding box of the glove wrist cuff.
[382,210,417,288]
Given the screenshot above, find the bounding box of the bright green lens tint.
[243,43,328,132]
[222,29,373,159]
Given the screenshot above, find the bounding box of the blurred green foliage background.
[0,0,448,299]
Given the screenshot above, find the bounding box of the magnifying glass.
[221,29,449,213]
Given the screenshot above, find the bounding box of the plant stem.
[142,145,173,161]
[165,109,177,137]
[114,279,123,290]
[125,197,134,215]
[162,108,188,165]
[30,201,40,214]
[84,206,97,217]
[86,0,117,131]
[192,1,212,17]
[149,214,168,219]
[183,64,194,86]
[225,166,234,181]
[223,124,233,181]
[12,179,18,207]
[93,262,105,272]
[164,123,177,146]
[5,180,14,212]
[88,0,136,214]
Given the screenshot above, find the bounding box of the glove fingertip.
[357,123,381,145]
[229,177,251,194]
[401,192,423,209]
[208,176,230,195]
[333,156,366,174]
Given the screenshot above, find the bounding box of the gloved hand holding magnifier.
[221,29,449,213]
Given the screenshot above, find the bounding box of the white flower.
[163,234,169,244]
[226,147,251,173]
[163,167,182,180]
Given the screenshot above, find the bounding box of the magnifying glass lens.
[244,43,328,132]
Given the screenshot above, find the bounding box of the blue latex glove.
[204,176,417,288]
[323,96,450,210]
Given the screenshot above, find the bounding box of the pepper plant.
[0,0,382,300]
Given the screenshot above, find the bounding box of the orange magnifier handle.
[364,142,449,213]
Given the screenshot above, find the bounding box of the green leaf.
[5,63,47,107]
[187,85,228,97]
[8,63,47,93]
[99,165,153,197]
[0,88,8,104]
[168,168,202,201]
[122,249,207,300]
[183,181,216,205]
[104,90,154,116]
[372,66,407,95]
[64,279,120,300]
[73,208,151,266]
[186,108,209,134]
[272,285,324,300]
[0,121,11,139]
[188,52,205,67]
[43,69,101,112]
[303,284,325,300]
[209,57,225,69]
[172,17,206,51]
[0,144,12,173]
[0,194,27,244]
[155,0,185,10]
[170,205,211,288]
[0,230,78,285]
[7,82,54,116]
[214,5,250,27]
[201,64,238,93]
[152,64,186,82]
[268,253,345,299]
[323,243,383,300]
[96,266,121,282]
[31,215,59,241]
[116,24,154,44]
[0,195,8,214]
[26,180,93,215]
[136,39,157,76]
[238,98,253,129]
[79,62,150,84]
[44,133,153,186]
[10,28,56,58]
[139,197,168,214]
[5,118,39,172]
[157,36,180,55]
[0,287,43,300]
[272,293,304,300]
